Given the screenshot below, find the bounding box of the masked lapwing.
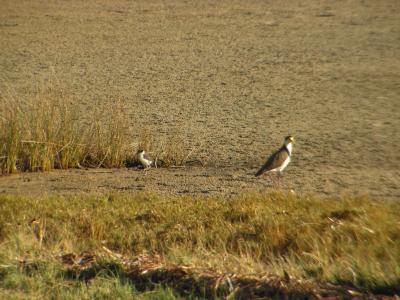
[137,149,153,169]
[255,135,294,177]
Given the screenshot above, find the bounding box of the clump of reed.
[0,77,200,174]
[0,77,132,173]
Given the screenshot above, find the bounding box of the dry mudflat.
[0,0,399,199]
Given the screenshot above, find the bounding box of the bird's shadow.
[124,159,142,168]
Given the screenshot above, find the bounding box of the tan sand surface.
[1,0,399,199]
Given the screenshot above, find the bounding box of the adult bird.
[255,135,294,178]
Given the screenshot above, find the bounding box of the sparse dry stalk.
[138,128,154,152]
[105,99,130,167]
[138,127,201,167]
[0,89,21,174]
[0,115,19,174]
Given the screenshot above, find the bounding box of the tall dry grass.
[0,77,132,173]
[0,77,200,174]
[82,98,131,168]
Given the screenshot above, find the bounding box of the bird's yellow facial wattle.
[285,136,294,143]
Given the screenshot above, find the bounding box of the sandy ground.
[0,0,399,199]
[0,166,398,200]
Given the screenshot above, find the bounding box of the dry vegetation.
[0,78,201,174]
[0,77,131,173]
[0,192,399,298]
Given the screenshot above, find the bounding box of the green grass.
[0,265,179,300]
[0,192,399,298]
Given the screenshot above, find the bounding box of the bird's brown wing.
[255,147,289,176]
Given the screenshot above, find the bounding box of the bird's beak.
[291,137,295,143]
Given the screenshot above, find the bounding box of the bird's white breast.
[285,142,293,155]
[278,156,291,172]
[139,152,152,167]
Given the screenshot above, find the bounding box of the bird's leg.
[277,171,283,188]
[144,166,150,176]
[267,173,272,184]
[278,174,281,188]
[268,173,278,188]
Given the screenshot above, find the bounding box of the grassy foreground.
[0,192,399,298]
